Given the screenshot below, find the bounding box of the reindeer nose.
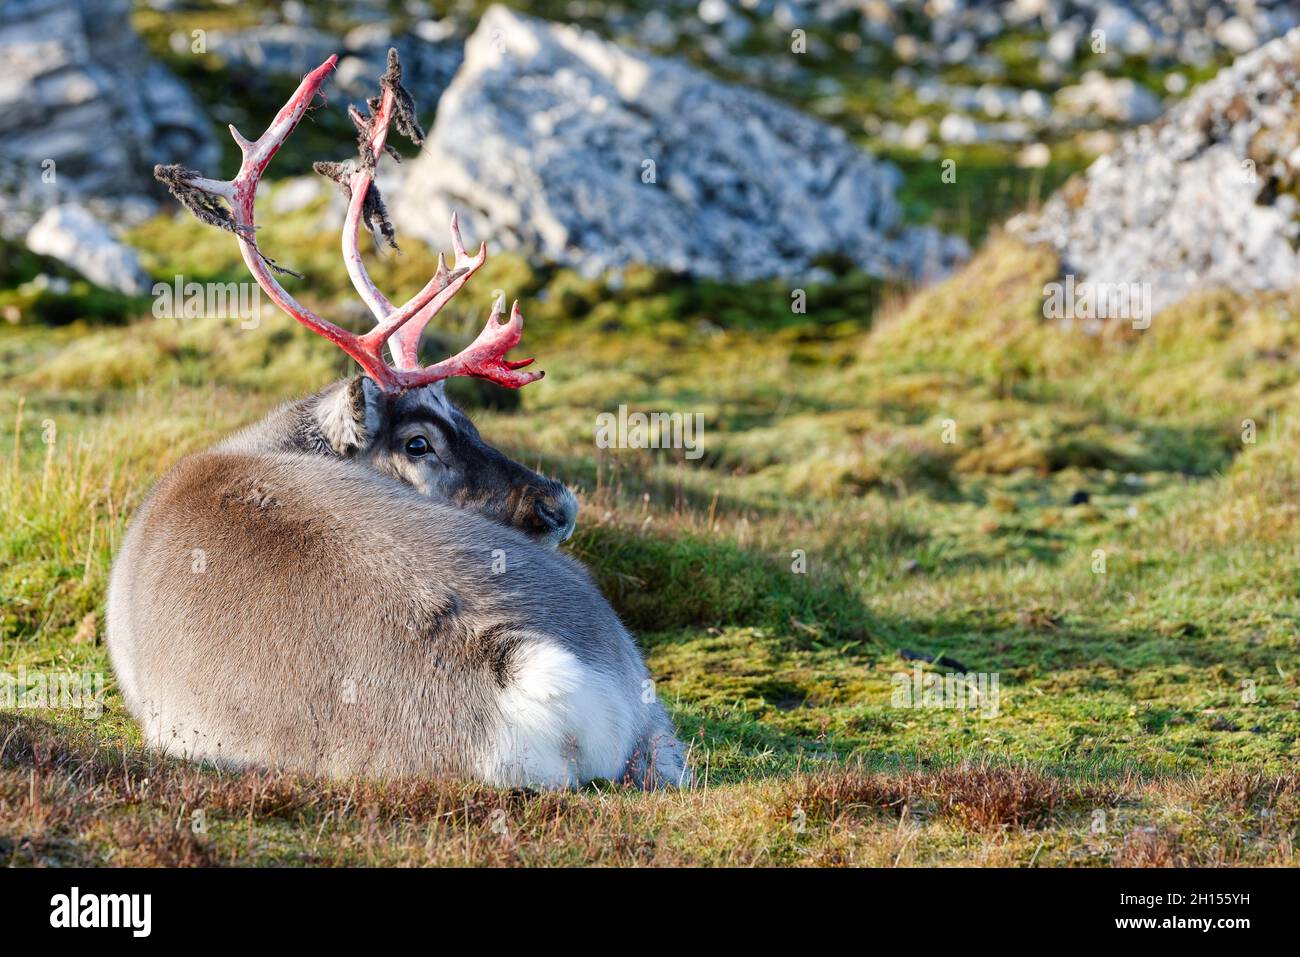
[534,489,578,544]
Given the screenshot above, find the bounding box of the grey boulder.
[396,5,967,282]
[0,0,217,216]
[26,203,152,296]
[1015,27,1300,314]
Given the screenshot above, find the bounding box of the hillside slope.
[1,190,1296,862]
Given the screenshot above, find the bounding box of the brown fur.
[107,383,687,788]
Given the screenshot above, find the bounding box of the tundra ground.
[1,190,1297,864]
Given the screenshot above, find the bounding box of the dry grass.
[4,715,1295,867]
[3,204,1298,866]
[794,760,1120,830]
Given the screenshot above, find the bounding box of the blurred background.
[1,1,1297,865]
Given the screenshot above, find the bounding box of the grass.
[1,186,1298,865]
[5,7,1299,867]
[5,714,1295,865]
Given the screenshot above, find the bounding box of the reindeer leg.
[622,703,691,790]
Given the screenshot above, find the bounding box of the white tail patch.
[479,641,639,788]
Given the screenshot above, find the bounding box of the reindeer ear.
[315,377,382,454]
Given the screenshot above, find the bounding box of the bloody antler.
[154,51,541,393]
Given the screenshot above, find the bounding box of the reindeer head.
[306,375,577,546]
[156,51,577,547]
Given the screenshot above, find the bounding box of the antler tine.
[334,48,486,368]
[155,52,542,395]
[338,56,401,332]
[396,296,543,390]
[384,213,488,369]
[155,56,399,389]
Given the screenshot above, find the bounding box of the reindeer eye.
[404,436,430,457]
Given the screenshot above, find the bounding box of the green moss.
[3,25,1298,860]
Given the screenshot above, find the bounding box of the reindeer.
[106,52,688,789]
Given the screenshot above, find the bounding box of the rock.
[26,203,151,294]
[639,11,680,49]
[270,177,324,216]
[1055,71,1163,125]
[413,19,458,44]
[1093,3,1153,56]
[281,1,311,27]
[900,118,931,150]
[697,0,730,26]
[939,113,1032,144]
[199,18,463,113]
[942,32,978,63]
[196,24,338,78]
[1078,129,1121,155]
[0,159,56,243]
[1216,17,1259,55]
[343,23,394,52]
[1017,27,1300,315]
[936,113,977,144]
[717,1,1299,73]
[1017,142,1052,168]
[893,34,920,63]
[396,6,967,283]
[915,79,1052,123]
[1019,89,1050,120]
[1047,26,1080,63]
[344,29,463,108]
[0,0,217,235]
